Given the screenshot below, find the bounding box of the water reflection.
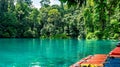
[0,39,118,67]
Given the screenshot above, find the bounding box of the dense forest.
[0,0,120,39]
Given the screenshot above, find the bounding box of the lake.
[0,39,118,67]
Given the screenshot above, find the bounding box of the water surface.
[0,39,118,67]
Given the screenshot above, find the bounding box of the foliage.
[0,0,120,39]
[50,34,70,39]
[113,33,119,39]
[23,29,36,38]
[2,32,10,38]
[86,32,97,39]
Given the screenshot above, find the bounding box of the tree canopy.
[0,0,120,39]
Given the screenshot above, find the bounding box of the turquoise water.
[0,39,118,67]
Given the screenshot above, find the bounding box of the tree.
[47,9,61,36]
[28,8,40,37]
[0,0,119,39]
[17,0,32,6]
[59,0,86,7]
[40,0,50,7]
[15,2,31,37]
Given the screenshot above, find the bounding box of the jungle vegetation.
[0,0,120,39]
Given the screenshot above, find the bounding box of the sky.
[31,0,60,8]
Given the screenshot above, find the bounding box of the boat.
[70,43,120,67]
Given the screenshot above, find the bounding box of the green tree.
[15,2,31,37]
[17,0,32,6]
[47,9,61,36]
[40,0,50,7]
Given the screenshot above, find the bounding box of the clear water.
[0,39,118,67]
